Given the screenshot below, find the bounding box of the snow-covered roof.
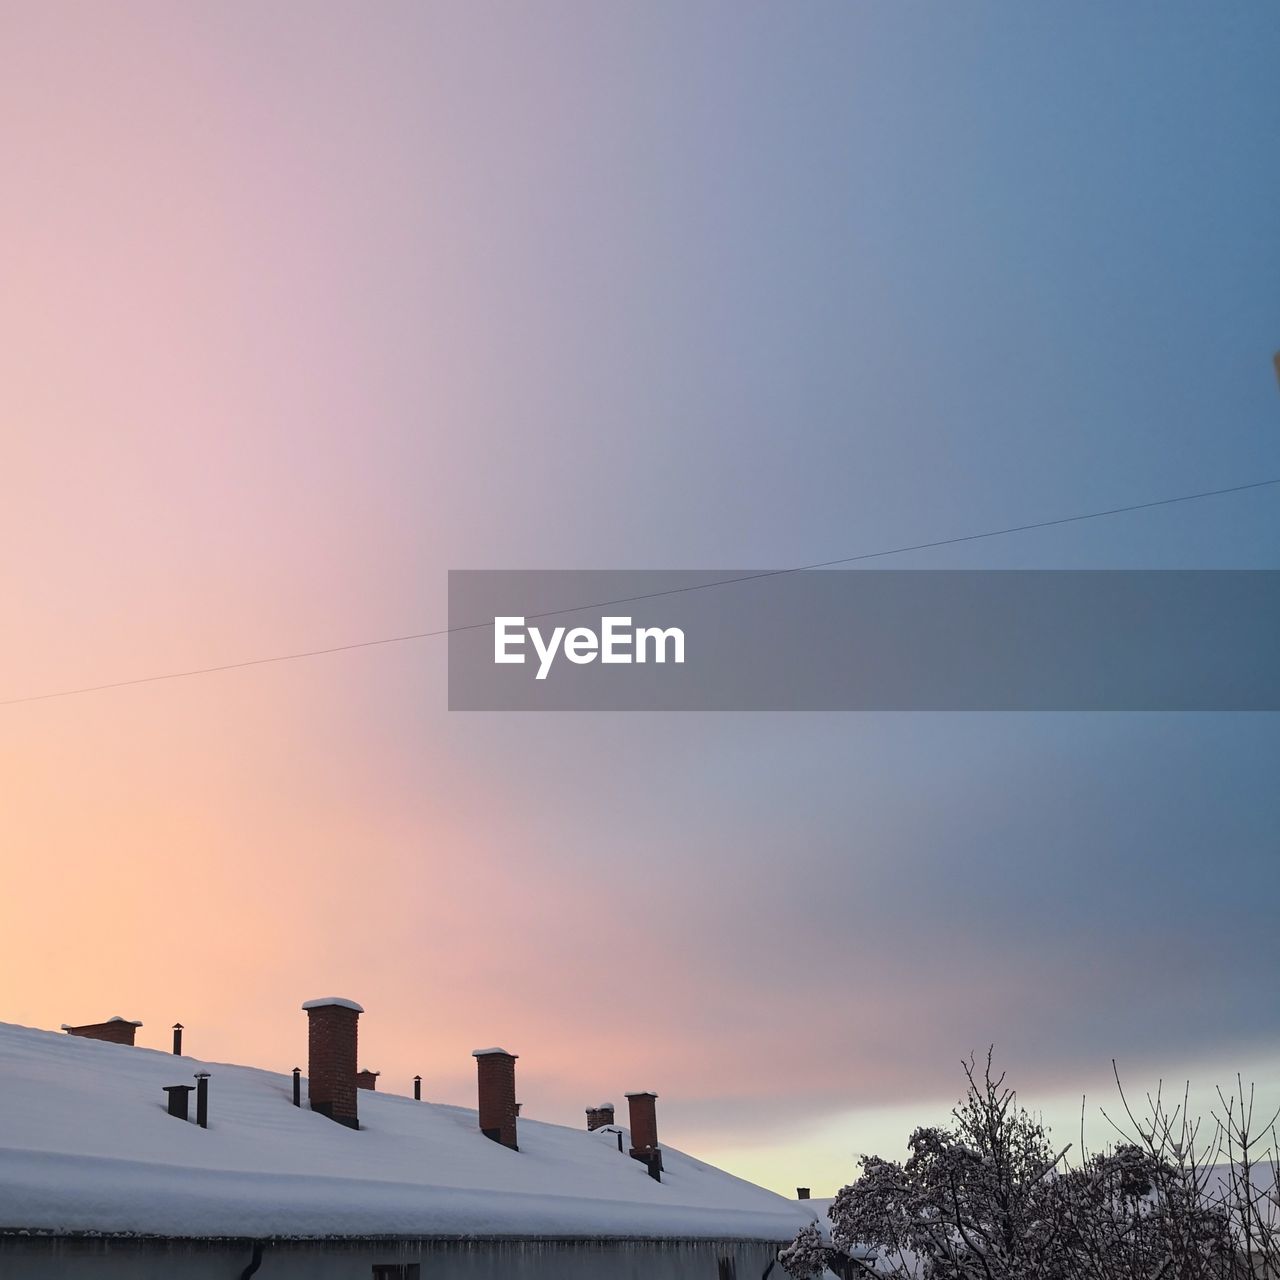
[798,1196,835,1235]
[0,1021,808,1242]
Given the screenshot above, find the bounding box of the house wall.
[0,1235,784,1279]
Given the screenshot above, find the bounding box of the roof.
[0,1021,808,1242]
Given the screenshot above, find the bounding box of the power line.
[4,475,1277,708]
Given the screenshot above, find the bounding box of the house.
[0,1003,811,1278]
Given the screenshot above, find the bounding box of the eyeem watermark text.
[494,615,686,680]
[450,570,1280,710]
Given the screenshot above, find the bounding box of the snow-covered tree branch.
[780,1052,1280,1280]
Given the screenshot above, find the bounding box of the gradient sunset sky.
[2,2,1279,1197]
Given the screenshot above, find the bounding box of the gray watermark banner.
[447,570,1280,711]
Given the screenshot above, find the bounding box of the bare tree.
[1209,1076,1280,1276]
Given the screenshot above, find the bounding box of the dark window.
[372,1266,420,1279]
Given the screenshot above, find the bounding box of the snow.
[792,1198,880,1269]
[60,1017,142,1028]
[300,997,364,1013]
[794,1197,836,1247]
[0,1021,809,1242]
[471,1047,516,1057]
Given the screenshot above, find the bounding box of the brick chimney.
[586,1103,616,1131]
[472,1048,518,1150]
[356,1069,380,1091]
[302,998,363,1129]
[61,1017,142,1046]
[626,1091,658,1151]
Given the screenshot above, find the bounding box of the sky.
[2,2,1279,1197]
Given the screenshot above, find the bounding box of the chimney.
[163,1084,193,1120]
[797,1187,811,1200]
[172,1023,184,1055]
[61,1017,142,1046]
[302,998,363,1129]
[626,1091,662,1180]
[356,1069,380,1091]
[586,1103,616,1131]
[472,1048,518,1150]
[626,1091,658,1151]
[413,1075,422,1101]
